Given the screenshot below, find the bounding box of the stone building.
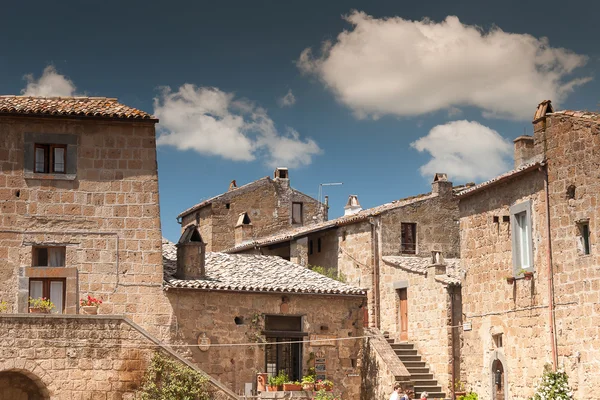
[226,175,472,397]
[177,168,327,252]
[457,101,600,399]
[0,96,366,399]
[162,233,366,397]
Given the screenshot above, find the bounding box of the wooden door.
[399,289,408,341]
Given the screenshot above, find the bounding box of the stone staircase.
[386,337,447,399]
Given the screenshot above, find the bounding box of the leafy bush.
[530,364,573,400]
[458,392,478,400]
[138,352,214,400]
[309,265,346,283]
[0,300,8,313]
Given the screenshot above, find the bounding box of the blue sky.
[1,0,598,242]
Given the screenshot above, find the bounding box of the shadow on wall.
[360,337,379,400]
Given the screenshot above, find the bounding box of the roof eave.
[0,111,158,123]
[163,285,367,297]
[457,162,544,199]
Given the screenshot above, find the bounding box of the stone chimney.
[513,136,535,168]
[431,251,446,275]
[176,225,206,279]
[234,212,253,245]
[344,195,362,216]
[228,180,237,191]
[431,173,452,196]
[274,167,289,180]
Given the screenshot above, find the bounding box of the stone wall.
[166,289,365,399]
[459,170,550,399]
[307,230,338,270]
[0,315,238,399]
[0,116,169,338]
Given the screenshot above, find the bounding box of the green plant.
[0,300,8,313]
[28,297,54,312]
[137,352,213,400]
[454,380,465,391]
[268,376,278,386]
[309,265,346,283]
[529,364,573,400]
[274,370,288,386]
[457,392,478,400]
[313,389,340,400]
[301,374,315,384]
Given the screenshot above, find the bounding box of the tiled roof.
[455,160,543,198]
[549,110,600,120]
[162,239,366,296]
[224,192,436,253]
[382,256,463,286]
[0,96,156,121]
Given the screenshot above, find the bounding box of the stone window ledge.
[24,172,76,181]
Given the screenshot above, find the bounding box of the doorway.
[398,288,408,341]
[0,370,49,400]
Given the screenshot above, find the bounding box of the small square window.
[34,144,67,174]
[292,202,303,225]
[401,223,417,254]
[493,333,503,348]
[33,246,66,267]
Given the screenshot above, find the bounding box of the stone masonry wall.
[459,170,549,399]
[0,116,170,339]
[167,290,365,399]
[541,114,600,397]
[0,315,237,400]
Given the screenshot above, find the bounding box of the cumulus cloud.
[22,66,77,97]
[277,89,296,107]
[298,11,591,120]
[154,85,322,168]
[411,120,513,182]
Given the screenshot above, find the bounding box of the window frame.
[510,200,534,275]
[400,222,417,255]
[33,144,67,174]
[29,278,66,314]
[292,202,303,225]
[32,246,66,267]
[577,220,591,256]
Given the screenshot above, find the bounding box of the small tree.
[530,364,573,400]
[138,352,214,400]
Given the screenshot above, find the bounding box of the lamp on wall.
[495,369,502,387]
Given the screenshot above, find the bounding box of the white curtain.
[30,281,43,299]
[48,247,65,267]
[50,281,64,314]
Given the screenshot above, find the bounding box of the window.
[32,246,66,267]
[317,238,322,253]
[400,223,417,254]
[510,201,534,274]
[34,144,66,174]
[578,221,591,255]
[29,278,65,314]
[292,202,303,225]
[264,316,304,381]
[309,240,314,255]
[493,333,503,348]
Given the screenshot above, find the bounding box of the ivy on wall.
[137,352,214,400]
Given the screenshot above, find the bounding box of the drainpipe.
[450,287,456,400]
[370,217,381,329]
[542,163,558,370]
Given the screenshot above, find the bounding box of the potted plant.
[505,276,515,284]
[80,295,102,315]
[275,370,288,391]
[283,381,302,391]
[301,374,315,391]
[454,380,466,397]
[315,379,333,391]
[28,297,54,314]
[313,389,340,400]
[267,376,279,392]
[457,392,478,400]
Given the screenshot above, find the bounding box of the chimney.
[431,173,452,196]
[229,180,237,191]
[513,136,535,168]
[532,100,553,136]
[431,251,446,275]
[274,167,289,180]
[176,225,206,279]
[235,212,253,245]
[344,195,362,216]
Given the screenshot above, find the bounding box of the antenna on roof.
[318,182,343,204]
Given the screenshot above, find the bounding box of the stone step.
[404,367,429,375]
[415,385,442,393]
[401,361,426,368]
[391,343,414,350]
[394,349,418,356]
[413,379,438,387]
[416,392,446,399]
[397,355,422,362]
[409,373,433,381]
[386,338,395,344]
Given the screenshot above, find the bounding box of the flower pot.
[302,383,314,391]
[283,383,302,391]
[29,307,49,314]
[267,385,278,392]
[505,277,515,284]
[81,306,98,315]
[257,373,268,392]
[455,391,467,397]
[316,383,332,391]
[524,272,533,281]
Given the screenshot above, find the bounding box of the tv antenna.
[318,182,343,204]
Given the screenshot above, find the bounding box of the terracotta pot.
[283,383,302,391]
[81,306,98,315]
[256,373,268,392]
[267,385,278,392]
[29,307,49,314]
[316,383,332,391]
[302,383,314,391]
[524,272,533,281]
[505,277,515,284]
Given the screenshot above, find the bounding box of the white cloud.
[298,11,591,120]
[154,85,322,168]
[411,120,513,182]
[22,66,77,97]
[277,89,296,107]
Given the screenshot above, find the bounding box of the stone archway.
[0,370,50,400]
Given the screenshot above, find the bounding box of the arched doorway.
[492,359,505,400]
[0,370,50,400]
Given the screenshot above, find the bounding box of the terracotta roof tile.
[162,239,366,296]
[0,96,156,121]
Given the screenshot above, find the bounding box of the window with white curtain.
[32,246,66,267]
[510,200,534,275]
[29,279,65,314]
